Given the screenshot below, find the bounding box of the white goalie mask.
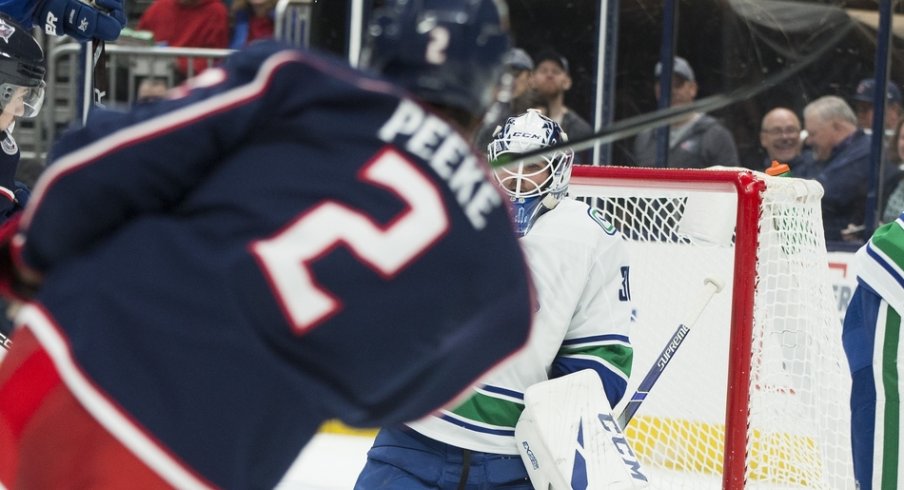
[487,109,574,236]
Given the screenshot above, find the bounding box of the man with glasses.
[759,106,811,171]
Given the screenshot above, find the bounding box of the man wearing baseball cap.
[531,48,593,160]
[504,48,534,99]
[852,78,902,139]
[632,56,740,168]
[474,47,539,150]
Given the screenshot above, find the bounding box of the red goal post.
[568,165,854,489]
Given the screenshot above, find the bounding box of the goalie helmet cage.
[569,166,854,489]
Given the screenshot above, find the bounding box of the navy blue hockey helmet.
[362,0,511,120]
[0,13,45,118]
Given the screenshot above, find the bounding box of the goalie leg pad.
[515,369,649,489]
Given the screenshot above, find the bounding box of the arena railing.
[38,42,234,160]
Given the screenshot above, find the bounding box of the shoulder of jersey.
[585,205,618,236]
[560,199,619,236]
[525,199,618,246]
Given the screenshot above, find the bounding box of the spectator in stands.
[506,48,534,101]
[229,0,276,49]
[881,120,904,223]
[759,107,811,170]
[531,49,593,160]
[798,95,871,243]
[474,48,537,150]
[475,88,549,152]
[137,0,230,80]
[511,89,549,117]
[632,56,740,168]
[852,78,902,142]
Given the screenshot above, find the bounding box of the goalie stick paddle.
[616,277,724,429]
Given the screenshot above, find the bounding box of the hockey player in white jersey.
[355,110,634,489]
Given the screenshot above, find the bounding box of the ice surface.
[276,433,376,489]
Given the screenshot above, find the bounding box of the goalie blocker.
[515,369,649,489]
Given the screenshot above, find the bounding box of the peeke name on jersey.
[378,99,502,230]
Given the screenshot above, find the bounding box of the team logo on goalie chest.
[588,208,617,235]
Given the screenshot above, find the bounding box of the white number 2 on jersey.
[426,26,450,65]
[252,148,449,334]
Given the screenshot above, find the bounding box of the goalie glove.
[38,0,126,41]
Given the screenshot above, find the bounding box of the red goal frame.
[571,165,765,489]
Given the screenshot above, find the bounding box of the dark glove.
[37,0,126,41]
[2,182,31,220]
[0,213,38,302]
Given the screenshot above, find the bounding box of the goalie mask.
[488,109,574,236]
[0,14,45,120]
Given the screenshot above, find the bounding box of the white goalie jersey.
[408,197,634,454]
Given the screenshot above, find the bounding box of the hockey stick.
[79,39,102,124]
[79,0,110,124]
[616,276,724,429]
[81,37,94,124]
[0,329,10,351]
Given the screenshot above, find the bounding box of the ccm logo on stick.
[597,413,648,483]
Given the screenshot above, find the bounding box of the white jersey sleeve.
[408,198,634,454]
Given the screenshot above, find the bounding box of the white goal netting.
[569,165,854,489]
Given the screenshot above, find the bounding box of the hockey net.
[569,166,854,489]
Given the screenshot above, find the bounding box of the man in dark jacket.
[531,49,593,162]
[798,95,873,243]
[632,56,739,168]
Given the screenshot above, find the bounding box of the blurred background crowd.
[15,0,904,249]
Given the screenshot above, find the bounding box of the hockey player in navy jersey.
[355,109,634,489]
[0,0,125,41]
[0,13,42,220]
[0,0,534,488]
[0,13,44,349]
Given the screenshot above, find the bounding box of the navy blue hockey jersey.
[0,41,533,488]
